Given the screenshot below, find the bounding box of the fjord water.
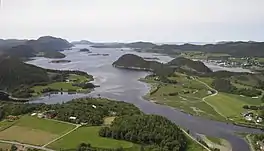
[27,45,259,151]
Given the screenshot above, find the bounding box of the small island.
[50,60,71,63]
[112,54,174,76]
[80,48,92,53]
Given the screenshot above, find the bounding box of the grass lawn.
[16,116,75,134]
[0,126,58,145]
[0,142,11,150]
[48,126,135,150]
[205,93,262,118]
[0,116,75,146]
[31,82,81,94]
[186,137,207,151]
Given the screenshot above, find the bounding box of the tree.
[10,145,17,151]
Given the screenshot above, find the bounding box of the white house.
[69,116,77,120]
[245,116,253,121]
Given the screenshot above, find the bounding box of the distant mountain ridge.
[152,41,264,57]
[0,36,73,59]
[71,40,94,45]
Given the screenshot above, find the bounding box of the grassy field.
[186,137,207,151]
[48,126,136,150]
[0,142,11,150]
[16,116,75,134]
[31,74,91,95]
[0,116,75,145]
[205,93,262,118]
[143,73,225,121]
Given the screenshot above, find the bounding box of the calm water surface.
[27,45,262,151]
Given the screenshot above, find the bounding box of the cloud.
[1,0,264,42]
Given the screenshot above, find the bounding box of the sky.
[0,0,264,42]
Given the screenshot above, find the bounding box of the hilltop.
[113,54,212,76]
[168,57,212,73]
[0,36,73,59]
[112,54,174,76]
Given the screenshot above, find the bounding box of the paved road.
[0,140,55,151]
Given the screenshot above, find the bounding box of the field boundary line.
[42,124,81,147]
[246,134,256,151]
[195,78,227,120]
[181,129,211,151]
[0,140,55,151]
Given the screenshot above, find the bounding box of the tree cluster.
[212,78,262,97]
[99,115,187,151]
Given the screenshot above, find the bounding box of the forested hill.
[0,36,73,59]
[112,54,174,76]
[113,54,211,75]
[168,57,212,73]
[152,42,264,57]
[0,56,49,91]
[99,114,187,151]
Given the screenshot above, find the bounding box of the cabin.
[69,116,77,120]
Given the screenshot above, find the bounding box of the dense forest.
[99,115,187,151]
[212,78,262,97]
[0,98,141,125]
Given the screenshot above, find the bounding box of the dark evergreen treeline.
[0,98,141,125]
[212,78,262,97]
[99,115,187,151]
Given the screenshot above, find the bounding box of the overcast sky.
[1,0,264,42]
